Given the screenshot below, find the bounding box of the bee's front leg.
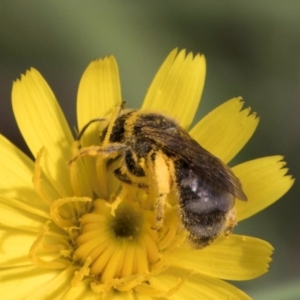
[68,143,126,165]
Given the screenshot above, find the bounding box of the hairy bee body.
[72,110,247,248]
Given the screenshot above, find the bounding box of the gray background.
[0,1,299,299]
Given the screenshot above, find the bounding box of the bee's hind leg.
[148,151,172,230]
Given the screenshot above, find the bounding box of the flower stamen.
[50,196,92,229]
[29,221,69,269]
[71,256,92,287]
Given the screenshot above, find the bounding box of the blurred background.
[0,1,299,299]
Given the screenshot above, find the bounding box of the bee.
[70,109,247,248]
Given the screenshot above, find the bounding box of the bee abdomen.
[180,208,226,248]
[175,159,236,248]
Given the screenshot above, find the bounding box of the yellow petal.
[0,134,36,200]
[12,69,74,197]
[233,156,294,221]
[142,49,206,129]
[76,57,122,196]
[0,135,58,209]
[172,272,250,300]
[189,98,258,163]
[0,266,66,299]
[149,267,250,300]
[62,284,101,300]
[107,291,139,300]
[0,195,48,230]
[0,226,37,267]
[21,268,73,299]
[77,56,122,131]
[169,234,273,280]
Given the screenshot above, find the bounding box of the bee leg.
[112,148,148,188]
[148,151,171,230]
[123,149,146,177]
[114,167,148,189]
[68,143,126,165]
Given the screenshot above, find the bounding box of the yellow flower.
[0,49,294,299]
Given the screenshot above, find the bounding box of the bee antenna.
[76,118,106,141]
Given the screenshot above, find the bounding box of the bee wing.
[141,126,247,201]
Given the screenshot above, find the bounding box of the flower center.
[31,147,186,293]
[70,191,184,291]
[73,198,157,281]
[109,202,143,240]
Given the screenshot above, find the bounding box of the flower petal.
[172,272,250,300]
[0,135,58,209]
[142,49,206,129]
[0,134,36,200]
[0,195,48,230]
[0,266,67,300]
[149,267,250,299]
[0,226,37,268]
[169,234,273,281]
[233,156,294,221]
[76,57,122,196]
[22,268,74,300]
[63,285,131,300]
[190,98,258,163]
[12,69,74,197]
[77,56,122,131]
